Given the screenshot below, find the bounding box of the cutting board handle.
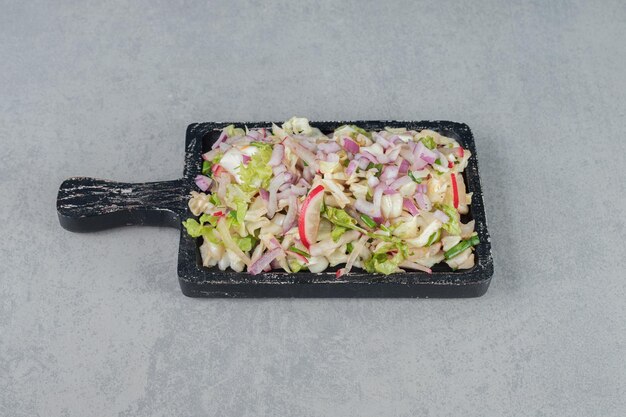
[57,177,188,232]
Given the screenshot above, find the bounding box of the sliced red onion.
[242,154,251,165]
[354,198,379,217]
[410,154,429,170]
[359,151,379,164]
[415,141,437,164]
[218,142,231,152]
[372,184,385,216]
[398,158,409,174]
[357,157,370,170]
[267,172,288,218]
[286,250,309,264]
[403,198,419,216]
[344,234,368,274]
[385,146,401,162]
[269,144,284,166]
[294,136,317,151]
[202,148,220,161]
[389,175,412,190]
[374,133,392,149]
[399,148,416,164]
[194,175,212,192]
[273,164,287,176]
[211,130,228,149]
[283,194,298,233]
[318,141,342,153]
[326,153,340,163]
[367,176,380,188]
[380,165,399,182]
[373,216,384,224]
[278,182,291,192]
[342,137,360,153]
[302,166,314,182]
[248,248,282,275]
[383,187,396,195]
[433,209,449,223]
[417,183,427,194]
[415,192,432,211]
[216,172,230,202]
[259,188,269,201]
[345,160,358,176]
[284,138,319,171]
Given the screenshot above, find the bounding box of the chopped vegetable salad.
[184,117,478,276]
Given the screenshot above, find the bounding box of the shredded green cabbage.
[224,124,245,138]
[331,226,347,242]
[439,204,462,235]
[363,242,409,275]
[421,136,436,150]
[238,145,273,192]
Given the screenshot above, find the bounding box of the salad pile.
[183,117,478,276]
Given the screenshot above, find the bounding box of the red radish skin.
[298,185,325,248]
[451,173,459,208]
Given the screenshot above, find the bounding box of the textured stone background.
[1,1,625,416]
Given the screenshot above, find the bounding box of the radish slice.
[450,173,459,208]
[298,185,325,248]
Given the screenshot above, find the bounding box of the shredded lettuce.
[234,235,256,252]
[282,117,313,135]
[238,145,273,192]
[439,204,462,235]
[331,226,347,242]
[224,124,245,138]
[182,215,220,243]
[288,259,304,273]
[335,124,372,139]
[421,136,436,150]
[208,194,221,206]
[323,207,364,233]
[363,241,409,275]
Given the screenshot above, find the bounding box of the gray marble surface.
[1,1,625,416]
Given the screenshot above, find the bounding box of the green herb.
[425,229,441,246]
[366,162,384,176]
[346,242,354,254]
[408,171,423,184]
[434,158,441,166]
[444,235,479,259]
[288,246,311,258]
[360,214,377,228]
